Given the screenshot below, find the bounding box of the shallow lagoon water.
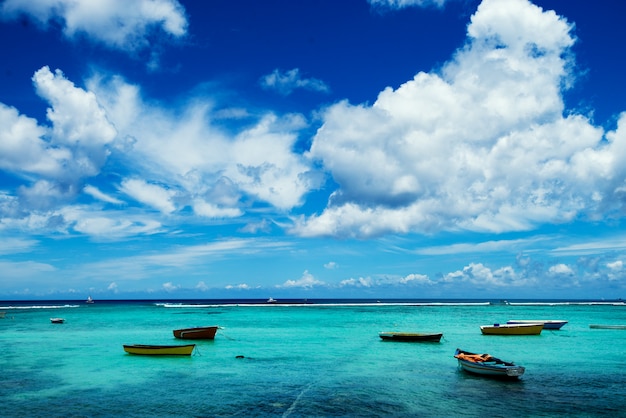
[1,300,625,417]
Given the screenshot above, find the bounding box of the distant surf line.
[158,302,492,308]
[0,304,80,310]
[158,300,625,308]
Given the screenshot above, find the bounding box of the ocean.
[1,299,625,417]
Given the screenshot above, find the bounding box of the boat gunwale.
[480,323,544,328]
[124,344,196,349]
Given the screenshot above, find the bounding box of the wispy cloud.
[84,185,124,205]
[551,237,626,256]
[416,237,549,255]
[260,68,330,96]
[0,237,39,255]
[368,0,449,10]
[74,238,293,281]
[120,178,176,214]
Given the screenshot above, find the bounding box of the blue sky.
[1,0,626,300]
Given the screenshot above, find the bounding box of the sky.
[1,0,626,300]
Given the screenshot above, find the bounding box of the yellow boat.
[123,344,196,356]
[480,323,543,335]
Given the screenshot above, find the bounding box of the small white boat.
[455,348,525,379]
[507,320,568,330]
[266,297,277,303]
[86,296,94,304]
[50,318,65,324]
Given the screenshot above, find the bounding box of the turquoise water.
[1,300,625,417]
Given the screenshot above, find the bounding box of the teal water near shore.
[1,299,625,417]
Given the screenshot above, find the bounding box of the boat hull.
[173,326,218,340]
[455,348,525,379]
[50,318,65,324]
[379,332,442,342]
[480,323,543,335]
[507,320,567,330]
[123,344,196,356]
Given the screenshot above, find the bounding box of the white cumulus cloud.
[0,0,188,51]
[88,74,320,213]
[548,263,574,276]
[295,0,624,239]
[279,270,325,289]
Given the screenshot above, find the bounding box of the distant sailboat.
[86,296,94,304]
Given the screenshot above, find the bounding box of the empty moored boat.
[454,348,525,379]
[506,320,567,330]
[50,318,65,324]
[379,332,443,342]
[123,344,196,356]
[480,323,543,335]
[173,326,219,340]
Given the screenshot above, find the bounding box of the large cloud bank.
[2,0,626,243]
[296,0,626,238]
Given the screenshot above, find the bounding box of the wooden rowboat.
[455,348,525,379]
[123,344,196,356]
[173,326,218,340]
[480,323,543,335]
[379,332,443,342]
[507,320,568,330]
